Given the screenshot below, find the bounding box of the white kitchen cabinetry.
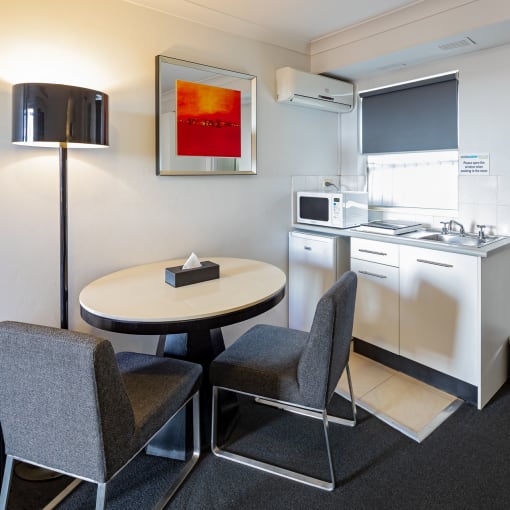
[399,245,478,385]
[349,238,510,409]
[351,238,400,354]
[399,244,510,408]
[288,231,349,331]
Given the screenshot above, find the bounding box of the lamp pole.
[59,145,68,329]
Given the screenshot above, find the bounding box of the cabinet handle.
[359,270,388,279]
[304,246,312,251]
[416,258,453,268]
[358,249,387,256]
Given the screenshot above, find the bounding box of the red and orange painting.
[176,80,241,157]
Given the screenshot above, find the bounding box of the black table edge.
[80,287,285,335]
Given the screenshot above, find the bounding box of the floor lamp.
[12,83,109,329]
[11,83,109,480]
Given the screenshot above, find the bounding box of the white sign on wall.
[459,153,490,174]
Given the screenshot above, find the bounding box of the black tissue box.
[165,260,220,288]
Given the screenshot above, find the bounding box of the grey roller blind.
[360,74,458,154]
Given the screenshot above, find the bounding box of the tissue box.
[165,261,220,288]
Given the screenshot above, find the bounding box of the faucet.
[449,219,465,235]
[477,224,486,240]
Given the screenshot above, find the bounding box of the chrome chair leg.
[211,386,219,454]
[212,386,338,491]
[321,410,335,491]
[95,483,106,510]
[346,362,357,423]
[155,391,201,510]
[328,361,357,427]
[0,455,14,510]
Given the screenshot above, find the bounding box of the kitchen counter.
[291,223,510,257]
[291,222,510,409]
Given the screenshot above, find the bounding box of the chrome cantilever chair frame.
[0,392,200,510]
[211,362,356,491]
[254,362,357,428]
[209,271,358,491]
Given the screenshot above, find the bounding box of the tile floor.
[336,352,462,442]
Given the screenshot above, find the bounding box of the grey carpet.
[5,383,510,509]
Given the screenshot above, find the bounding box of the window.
[360,73,459,211]
[367,151,458,210]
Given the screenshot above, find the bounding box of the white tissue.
[182,252,202,270]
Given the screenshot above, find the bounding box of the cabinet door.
[351,258,400,354]
[400,245,479,384]
[289,233,337,331]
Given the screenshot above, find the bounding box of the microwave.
[296,191,368,228]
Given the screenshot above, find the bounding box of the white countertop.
[292,224,510,258]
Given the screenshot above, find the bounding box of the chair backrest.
[297,271,357,410]
[0,321,135,482]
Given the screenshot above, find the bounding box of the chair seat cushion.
[210,324,312,407]
[116,352,202,453]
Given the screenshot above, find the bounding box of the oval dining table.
[79,256,286,457]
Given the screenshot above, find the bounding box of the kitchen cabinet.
[288,231,349,331]
[399,245,478,385]
[350,236,510,409]
[351,238,399,354]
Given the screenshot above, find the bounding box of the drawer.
[351,237,399,267]
[350,258,400,354]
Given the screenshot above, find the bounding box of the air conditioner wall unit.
[276,66,354,113]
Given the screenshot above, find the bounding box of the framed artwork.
[156,55,257,175]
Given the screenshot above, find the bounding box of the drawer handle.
[359,270,387,279]
[304,246,312,251]
[358,249,387,256]
[416,258,453,268]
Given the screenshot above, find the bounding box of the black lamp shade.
[12,83,108,148]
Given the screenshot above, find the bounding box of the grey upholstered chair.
[0,321,202,510]
[210,270,357,491]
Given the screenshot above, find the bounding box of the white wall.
[0,0,342,352]
[340,43,510,236]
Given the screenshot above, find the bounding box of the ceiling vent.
[377,62,408,72]
[438,37,476,51]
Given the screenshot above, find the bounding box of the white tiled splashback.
[291,175,367,193]
[454,175,510,236]
[292,174,510,236]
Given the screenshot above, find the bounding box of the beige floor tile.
[335,353,461,442]
[337,352,394,399]
[360,372,458,433]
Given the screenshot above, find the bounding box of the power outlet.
[322,179,339,190]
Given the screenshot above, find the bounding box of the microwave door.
[299,196,329,223]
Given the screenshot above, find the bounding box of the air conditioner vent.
[438,37,476,51]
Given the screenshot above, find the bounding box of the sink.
[419,232,502,248]
[420,233,461,243]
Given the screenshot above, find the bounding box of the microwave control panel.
[331,197,343,226]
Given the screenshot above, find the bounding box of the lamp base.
[14,462,62,481]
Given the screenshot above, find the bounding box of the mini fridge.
[288,230,350,331]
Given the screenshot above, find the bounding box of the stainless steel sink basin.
[419,233,502,248]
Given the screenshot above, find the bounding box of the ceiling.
[124,0,510,79]
[124,0,423,53]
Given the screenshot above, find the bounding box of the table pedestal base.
[146,327,238,459]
